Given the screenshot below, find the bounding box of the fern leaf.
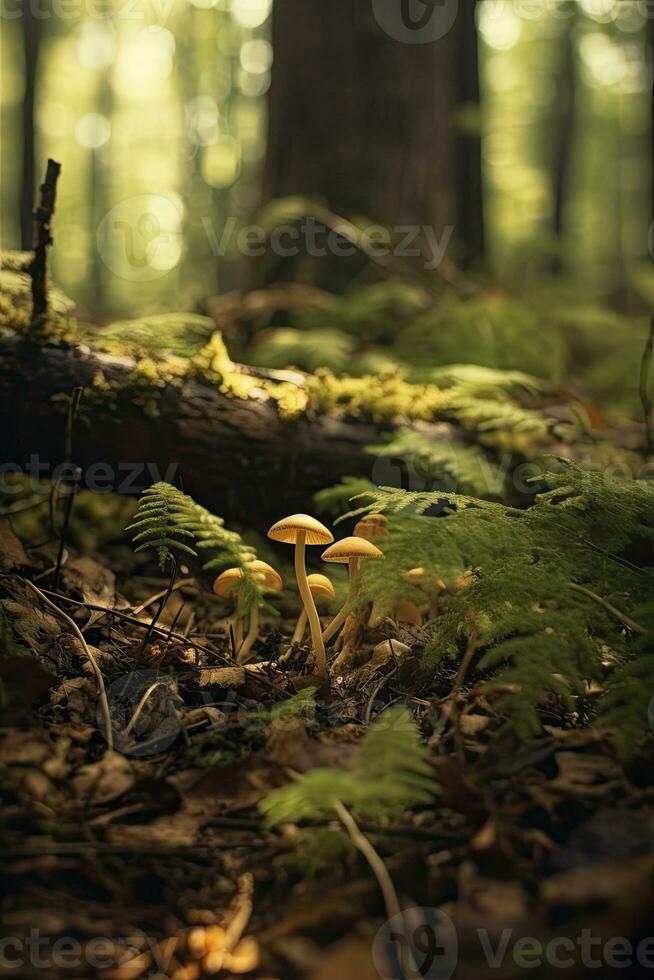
[126,482,198,569]
[261,707,436,827]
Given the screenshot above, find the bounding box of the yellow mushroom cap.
[306,573,336,600]
[354,518,390,542]
[213,567,245,598]
[359,513,388,526]
[321,536,384,563]
[268,514,333,546]
[396,598,423,625]
[245,559,282,591]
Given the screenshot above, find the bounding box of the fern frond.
[321,460,654,744]
[261,707,436,826]
[125,482,198,569]
[186,502,257,573]
[366,429,506,499]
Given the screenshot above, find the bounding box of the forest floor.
[2,510,654,980]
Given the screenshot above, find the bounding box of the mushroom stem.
[294,531,327,674]
[237,604,259,663]
[368,598,382,627]
[322,560,359,645]
[230,616,243,653]
[291,608,308,645]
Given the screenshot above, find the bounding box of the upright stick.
[29,158,61,332]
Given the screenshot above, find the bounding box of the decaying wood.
[0,332,452,526]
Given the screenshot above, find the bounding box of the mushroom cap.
[372,638,411,658]
[213,567,245,598]
[395,598,423,625]
[360,512,388,526]
[306,572,336,600]
[321,536,384,563]
[354,518,390,542]
[245,559,283,592]
[268,514,333,546]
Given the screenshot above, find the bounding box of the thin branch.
[23,579,113,750]
[568,582,650,636]
[123,680,172,737]
[28,157,61,332]
[131,577,196,616]
[333,800,401,922]
[639,315,654,457]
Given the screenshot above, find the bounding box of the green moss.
[0,251,77,341]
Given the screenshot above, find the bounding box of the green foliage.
[336,461,654,745]
[314,477,378,517]
[261,707,436,826]
[252,327,358,374]
[125,482,198,569]
[367,429,507,499]
[87,313,216,359]
[189,501,257,574]
[394,293,566,380]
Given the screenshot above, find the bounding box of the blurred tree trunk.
[551,2,576,267]
[262,0,483,280]
[20,4,42,250]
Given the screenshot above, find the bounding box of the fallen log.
[0,332,453,526]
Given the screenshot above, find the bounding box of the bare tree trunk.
[551,2,576,270]
[20,4,42,250]
[262,0,483,278]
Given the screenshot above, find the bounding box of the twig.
[333,800,401,922]
[51,465,81,593]
[28,158,61,331]
[639,315,654,457]
[123,680,172,736]
[454,623,479,690]
[568,582,650,636]
[23,579,113,750]
[131,577,196,616]
[0,494,49,516]
[138,555,177,656]
[35,587,231,662]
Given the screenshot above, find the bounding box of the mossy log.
[0,332,453,526]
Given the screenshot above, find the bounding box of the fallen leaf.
[199,667,246,688]
[0,518,29,568]
[72,750,135,804]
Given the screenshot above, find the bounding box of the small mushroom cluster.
[211,511,427,675]
[213,559,283,664]
[270,514,387,674]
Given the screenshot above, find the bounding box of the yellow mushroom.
[237,560,283,663]
[213,567,248,651]
[268,514,333,675]
[320,536,383,645]
[214,561,282,661]
[395,598,423,626]
[291,573,336,646]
